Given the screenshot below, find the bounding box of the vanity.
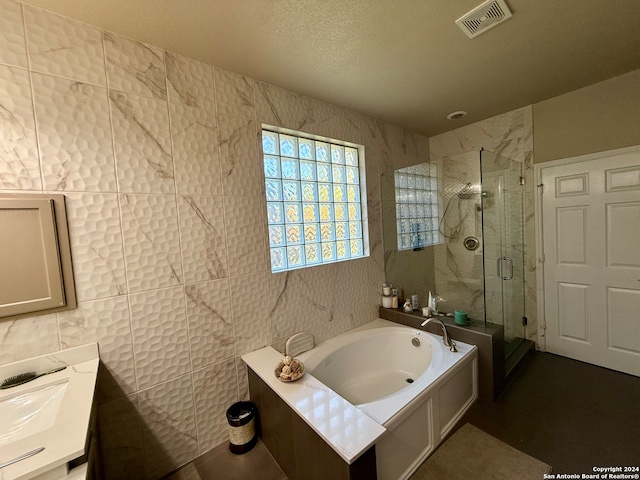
[0,344,100,480]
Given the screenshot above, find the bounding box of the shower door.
[480,150,526,358]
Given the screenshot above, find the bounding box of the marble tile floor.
[164,351,640,479]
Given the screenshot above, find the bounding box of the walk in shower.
[381,149,530,366]
[477,149,527,359]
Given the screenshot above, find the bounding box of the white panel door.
[541,148,640,376]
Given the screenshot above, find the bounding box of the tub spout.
[420,318,457,352]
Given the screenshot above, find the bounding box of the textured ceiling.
[20,0,640,136]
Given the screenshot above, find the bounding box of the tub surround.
[241,346,385,465]
[243,319,478,480]
[379,306,505,401]
[0,343,99,480]
[246,369,377,480]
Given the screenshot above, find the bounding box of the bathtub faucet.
[420,318,457,352]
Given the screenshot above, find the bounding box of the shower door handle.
[496,256,514,280]
[502,256,513,280]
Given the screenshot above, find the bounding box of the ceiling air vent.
[456,0,512,38]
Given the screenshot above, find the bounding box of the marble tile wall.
[433,151,485,320]
[0,2,430,478]
[430,106,537,344]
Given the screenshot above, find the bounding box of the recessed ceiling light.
[447,111,467,120]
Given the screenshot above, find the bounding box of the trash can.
[226,401,257,454]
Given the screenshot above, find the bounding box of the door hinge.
[537,183,544,194]
[539,254,545,264]
[522,316,528,326]
[519,176,525,186]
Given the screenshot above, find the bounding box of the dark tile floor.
[459,351,640,475]
[168,351,640,479]
[164,439,286,480]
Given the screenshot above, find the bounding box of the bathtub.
[297,318,478,480]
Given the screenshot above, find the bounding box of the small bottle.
[391,289,398,309]
[398,287,405,307]
[411,294,419,311]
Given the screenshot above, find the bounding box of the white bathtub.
[298,319,478,480]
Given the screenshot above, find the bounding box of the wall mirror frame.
[0,193,76,321]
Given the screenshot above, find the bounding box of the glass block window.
[262,128,368,272]
[395,163,441,251]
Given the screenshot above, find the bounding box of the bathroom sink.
[0,344,99,480]
[0,380,69,446]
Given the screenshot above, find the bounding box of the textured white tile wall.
[0,0,27,68]
[32,73,116,192]
[58,295,136,402]
[110,92,175,194]
[24,4,106,85]
[0,1,430,478]
[0,63,40,189]
[170,104,221,196]
[104,31,167,101]
[184,278,234,369]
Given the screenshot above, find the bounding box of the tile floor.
[163,439,286,480]
[165,351,640,479]
[459,351,640,474]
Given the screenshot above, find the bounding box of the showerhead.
[457,183,476,199]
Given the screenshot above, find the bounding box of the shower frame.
[434,148,527,361]
[479,149,527,359]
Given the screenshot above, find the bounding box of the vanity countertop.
[0,343,99,480]
[242,346,386,465]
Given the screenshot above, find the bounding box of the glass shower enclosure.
[480,150,526,359]
[381,148,528,364]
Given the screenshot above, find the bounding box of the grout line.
[163,52,194,375]
[116,193,139,394]
[187,365,202,455]
[209,68,241,391]
[20,3,44,193]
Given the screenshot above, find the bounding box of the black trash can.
[226,401,257,454]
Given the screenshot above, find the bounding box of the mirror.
[380,162,441,306]
[0,193,76,320]
[382,151,526,331]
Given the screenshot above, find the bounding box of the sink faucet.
[420,317,457,352]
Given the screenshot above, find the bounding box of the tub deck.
[241,345,385,464]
